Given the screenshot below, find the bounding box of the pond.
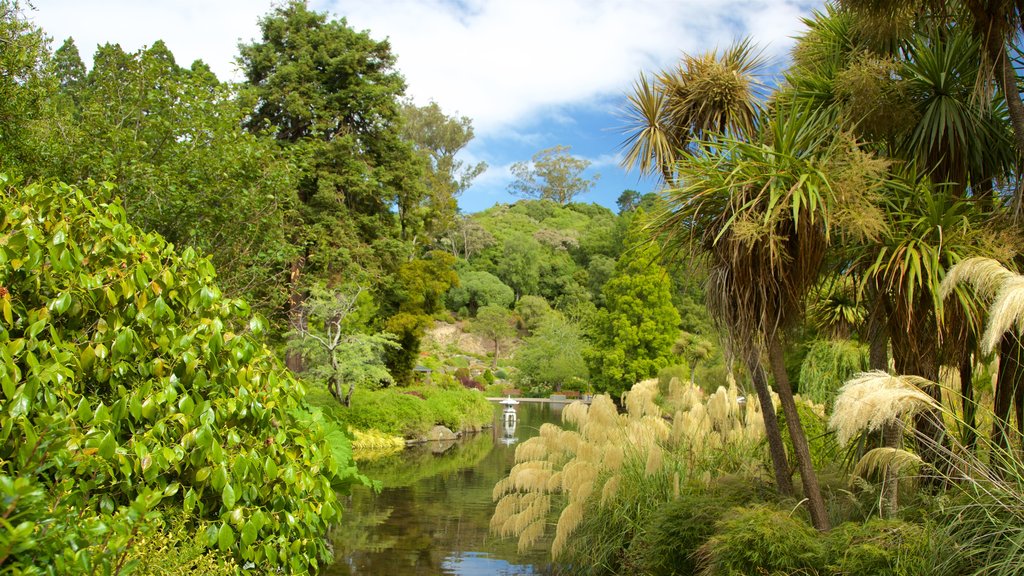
[324,401,565,576]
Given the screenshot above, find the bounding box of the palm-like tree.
[838,0,1024,209]
[620,39,767,187]
[654,104,893,531]
[622,42,798,501]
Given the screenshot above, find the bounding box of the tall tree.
[238,0,422,365]
[508,145,599,205]
[586,244,680,399]
[402,101,486,244]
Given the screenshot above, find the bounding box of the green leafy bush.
[0,178,360,573]
[827,518,938,576]
[697,504,825,575]
[635,486,758,576]
[341,388,434,437]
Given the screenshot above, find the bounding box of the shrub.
[342,388,433,437]
[635,484,759,576]
[799,339,869,408]
[657,364,690,396]
[826,518,938,576]
[0,179,358,573]
[697,504,825,575]
[123,513,236,576]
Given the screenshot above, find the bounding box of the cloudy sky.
[28,0,820,212]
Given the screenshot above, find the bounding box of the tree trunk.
[768,336,831,532]
[493,339,499,369]
[961,351,978,450]
[285,255,306,373]
[998,41,1024,214]
[881,421,901,519]
[890,302,949,484]
[344,380,355,407]
[993,333,1023,452]
[742,348,795,497]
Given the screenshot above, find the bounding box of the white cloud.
[326,0,812,135]
[27,0,275,81]
[28,0,814,134]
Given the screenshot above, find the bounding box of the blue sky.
[28,0,821,213]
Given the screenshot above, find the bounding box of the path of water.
[325,402,564,576]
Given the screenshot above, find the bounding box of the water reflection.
[326,402,562,576]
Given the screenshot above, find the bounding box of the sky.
[27,0,822,213]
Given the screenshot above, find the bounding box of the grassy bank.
[306,384,494,451]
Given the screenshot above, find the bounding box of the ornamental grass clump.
[490,378,773,565]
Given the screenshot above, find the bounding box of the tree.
[471,305,516,369]
[287,286,398,406]
[616,189,642,214]
[446,270,514,316]
[622,41,797,506]
[238,0,421,362]
[0,178,359,572]
[515,315,590,391]
[621,39,766,186]
[508,145,599,205]
[838,0,1024,208]
[0,1,49,169]
[586,246,680,399]
[654,101,895,531]
[402,101,486,243]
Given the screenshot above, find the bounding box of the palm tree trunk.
[767,336,831,531]
[881,421,901,518]
[998,42,1024,213]
[743,348,794,497]
[994,333,1023,452]
[961,351,978,450]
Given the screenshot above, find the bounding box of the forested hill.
[2,0,725,399]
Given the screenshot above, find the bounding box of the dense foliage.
[0,178,364,573]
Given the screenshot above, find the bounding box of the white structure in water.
[499,396,519,437]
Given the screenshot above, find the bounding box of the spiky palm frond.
[830,370,938,446]
[620,39,767,186]
[653,103,889,352]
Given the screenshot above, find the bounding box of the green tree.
[508,145,599,205]
[238,0,421,356]
[287,286,398,406]
[382,251,459,383]
[0,1,49,170]
[402,101,486,243]
[471,305,516,369]
[494,233,542,301]
[446,270,514,316]
[0,177,361,573]
[515,315,589,391]
[586,246,680,399]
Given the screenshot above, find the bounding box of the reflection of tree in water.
[330,501,398,555]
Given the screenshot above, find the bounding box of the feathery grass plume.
[625,379,661,419]
[667,378,705,412]
[518,519,546,552]
[830,371,938,446]
[552,502,584,558]
[981,276,1024,354]
[851,447,923,483]
[515,437,548,463]
[605,444,625,471]
[600,474,621,506]
[646,444,665,476]
[563,400,590,428]
[939,256,1015,302]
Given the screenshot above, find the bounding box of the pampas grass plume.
[982,276,1024,354]
[830,371,937,445]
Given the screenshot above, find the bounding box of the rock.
[426,425,458,442]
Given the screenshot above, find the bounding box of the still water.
[325,401,564,576]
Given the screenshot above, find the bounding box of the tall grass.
[490,378,773,572]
